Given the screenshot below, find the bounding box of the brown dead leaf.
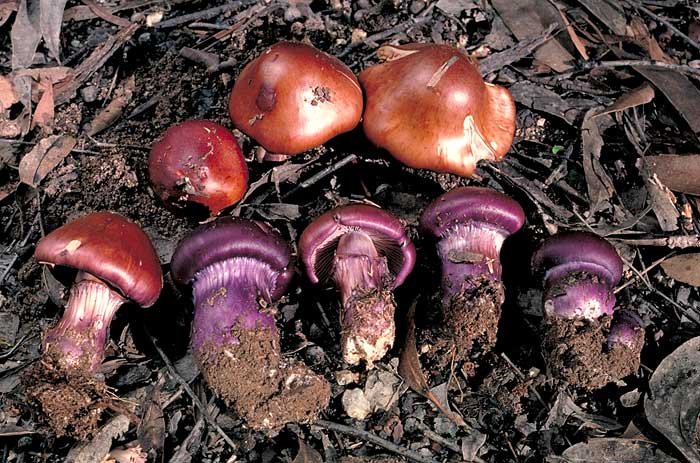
[31,79,54,131]
[18,135,76,187]
[86,75,134,136]
[660,254,700,287]
[629,17,673,64]
[581,108,617,212]
[595,83,655,117]
[81,0,131,27]
[560,438,677,462]
[491,0,574,72]
[10,0,42,69]
[136,384,165,454]
[509,81,577,124]
[635,68,700,134]
[638,158,679,232]
[576,0,626,36]
[0,0,18,27]
[553,1,589,61]
[17,66,72,83]
[646,155,700,196]
[65,415,131,463]
[0,75,19,112]
[292,437,323,463]
[40,0,68,62]
[398,303,467,427]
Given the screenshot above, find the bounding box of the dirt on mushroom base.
[420,277,503,375]
[22,356,112,438]
[542,315,642,390]
[197,325,330,430]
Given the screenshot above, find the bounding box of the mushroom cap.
[171,217,293,301]
[532,231,623,286]
[420,187,525,238]
[359,43,516,177]
[229,41,363,155]
[149,120,248,217]
[35,212,163,307]
[299,204,415,288]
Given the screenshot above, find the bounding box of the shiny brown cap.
[35,212,163,307]
[229,41,363,155]
[359,43,516,177]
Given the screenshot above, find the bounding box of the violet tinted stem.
[190,257,278,355]
[44,276,125,372]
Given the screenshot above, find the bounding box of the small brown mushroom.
[359,43,516,177]
[229,41,363,156]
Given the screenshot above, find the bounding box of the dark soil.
[198,325,330,431]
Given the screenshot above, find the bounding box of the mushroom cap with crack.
[229,41,363,155]
[298,204,416,288]
[148,120,248,216]
[170,217,293,302]
[34,211,163,307]
[532,231,623,286]
[420,186,525,238]
[359,43,516,177]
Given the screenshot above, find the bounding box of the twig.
[611,234,700,248]
[413,420,461,454]
[154,0,252,29]
[143,327,238,451]
[314,420,437,463]
[584,60,700,78]
[282,154,358,199]
[614,251,676,294]
[500,353,548,409]
[338,18,431,58]
[632,2,700,53]
[480,24,559,76]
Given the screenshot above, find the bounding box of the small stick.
[614,251,676,294]
[314,419,437,463]
[338,18,431,58]
[584,60,700,78]
[281,154,358,199]
[154,0,251,29]
[143,327,238,451]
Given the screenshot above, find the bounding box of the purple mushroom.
[532,231,644,388]
[171,217,329,430]
[420,187,525,353]
[299,204,416,367]
[532,231,623,320]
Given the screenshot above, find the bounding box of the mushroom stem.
[189,257,278,354]
[44,272,125,372]
[333,231,395,367]
[542,267,617,320]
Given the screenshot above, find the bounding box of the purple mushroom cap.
[299,204,416,288]
[608,309,644,349]
[171,217,293,302]
[532,231,623,319]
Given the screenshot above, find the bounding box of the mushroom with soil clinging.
[229,41,363,157]
[170,217,329,430]
[420,187,524,352]
[34,212,163,372]
[149,120,248,217]
[299,204,416,367]
[359,43,516,177]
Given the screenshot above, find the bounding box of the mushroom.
[532,231,644,388]
[149,120,248,217]
[170,217,329,430]
[420,187,524,354]
[299,204,416,367]
[34,212,162,372]
[229,41,363,157]
[359,43,516,177]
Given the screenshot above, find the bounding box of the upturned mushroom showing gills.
[149,120,248,217]
[359,43,516,177]
[229,41,363,156]
[532,231,644,388]
[420,187,524,354]
[170,217,329,430]
[34,212,163,372]
[299,205,416,367]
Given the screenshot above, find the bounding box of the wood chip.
[18,134,76,187]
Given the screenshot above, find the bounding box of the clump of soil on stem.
[543,315,641,389]
[22,356,112,438]
[198,325,330,431]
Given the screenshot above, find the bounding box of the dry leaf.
[86,75,134,136]
[645,336,700,463]
[638,158,679,232]
[40,0,68,62]
[18,134,76,187]
[581,108,617,212]
[10,0,42,69]
[31,79,54,131]
[595,83,655,117]
[634,67,700,134]
[17,66,72,83]
[553,1,589,61]
[576,0,626,36]
[292,437,323,463]
[660,254,700,287]
[0,75,19,111]
[646,155,700,195]
[65,415,131,463]
[0,0,18,27]
[81,0,131,27]
[398,303,466,427]
[509,81,576,124]
[560,438,677,462]
[136,384,165,453]
[491,0,574,72]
